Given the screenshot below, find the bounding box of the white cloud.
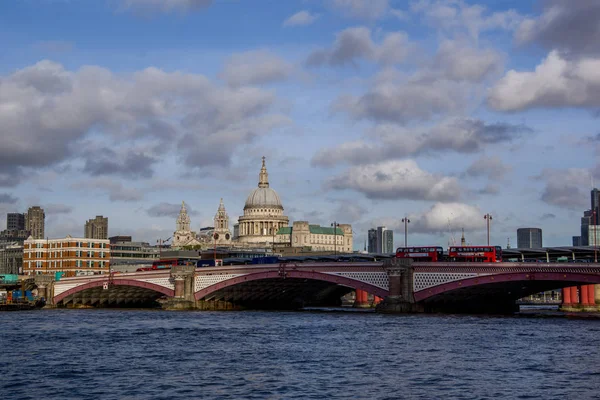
[537,168,597,209]
[329,0,390,20]
[312,119,530,167]
[325,159,462,201]
[488,51,600,111]
[283,10,319,27]
[220,50,292,87]
[306,27,410,67]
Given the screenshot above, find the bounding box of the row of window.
[28,260,108,268]
[26,251,108,258]
[28,242,108,249]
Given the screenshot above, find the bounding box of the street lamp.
[401,217,410,247]
[484,214,493,246]
[331,222,339,256]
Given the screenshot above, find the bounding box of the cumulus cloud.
[118,0,212,14]
[220,50,292,87]
[515,0,600,57]
[0,60,286,185]
[411,0,523,39]
[433,40,503,83]
[537,168,596,209]
[488,51,600,111]
[283,10,319,27]
[147,202,199,218]
[329,0,390,20]
[464,156,512,179]
[311,118,530,167]
[306,27,410,67]
[330,200,367,223]
[325,160,461,201]
[372,202,487,235]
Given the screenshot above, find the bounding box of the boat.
[0,298,45,311]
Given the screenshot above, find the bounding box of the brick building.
[23,235,110,277]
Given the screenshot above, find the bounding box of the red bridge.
[40,260,600,313]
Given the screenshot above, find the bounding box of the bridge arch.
[195,270,388,300]
[54,279,175,304]
[415,271,600,302]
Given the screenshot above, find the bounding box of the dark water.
[1,310,600,399]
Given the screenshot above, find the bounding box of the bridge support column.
[377,258,423,313]
[34,275,55,307]
[163,265,196,310]
[353,289,370,308]
[581,285,590,306]
[586,285,595,306]
[562,287,572,306]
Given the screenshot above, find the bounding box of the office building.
[517,228,543,248]
[275,222,353,253]
[581,210,592,246]
[367,229,377,253]
[382,229,394,253]
[7,213,25,231]
[589,225,600,246]
[573,236,582,246]
[592,188,600,225]
[23,236,110,277]
[25,206,45,239]
[109,235,132,244]
[0,242,23,275]
[85,216,108,239]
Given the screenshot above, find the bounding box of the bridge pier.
[377,258,424,313]
[353,289,370,308]
[561,285,599,312]
[34,275,55,307]
[162,265,196,310]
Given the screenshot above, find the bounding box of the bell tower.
[213,198,232,244]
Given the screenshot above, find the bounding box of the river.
[1,309,599,399]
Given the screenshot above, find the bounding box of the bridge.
[36,260,600,313]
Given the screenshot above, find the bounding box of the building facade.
[367,229,377,253]
[110,241,160,265]
[382,229,394,253]
[275,221,353,253]
[7,213,25,231]
[517,228,543,248]
[25,206,45,239]
[592,188,599,225]
[23,236,110,277]
[236,157,289,246]
[589,225,600,247]
[85,216,108,239]
[0,242,23,275]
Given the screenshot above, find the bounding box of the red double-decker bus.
[396,247,444,262]
[448,246,500,262]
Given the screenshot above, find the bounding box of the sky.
[1,0,599,249]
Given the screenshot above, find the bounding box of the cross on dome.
[258,156,269,188]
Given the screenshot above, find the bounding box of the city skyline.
[1,1,600,249]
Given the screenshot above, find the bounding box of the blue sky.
[1,0,599,248]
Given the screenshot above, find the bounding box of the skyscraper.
[382,229,394,253]
[581,210,592,246]
[367,229,377,253]
[85,216,109,239]
[517,228,543,248]
[25,206,45,239]
[7,213,25,231]
[592,188,599,225]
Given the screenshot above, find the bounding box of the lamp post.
[401,217,410,247]
[484,214,493,246]
[331,222,339,256]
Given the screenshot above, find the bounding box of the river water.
[1,309,599,399]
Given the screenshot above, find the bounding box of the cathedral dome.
[244,187,282,209]
[243,157,284,210]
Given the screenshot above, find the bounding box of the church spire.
[176,201,191,232]
[258,156,269,188]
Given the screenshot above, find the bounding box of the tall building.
[517,228,543,248]
[23,236,110,277]
[581,210,592,246]
[7,213,25,230]
[367,229,377,253]
[592,188,600,225]
[573,236,582,246]
[382,229,394,253]
[85,216,108,239]
[25,206,45,239]
[589,225,600,246]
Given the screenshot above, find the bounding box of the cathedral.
[171,157,353,252]
[171,157,289,249]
